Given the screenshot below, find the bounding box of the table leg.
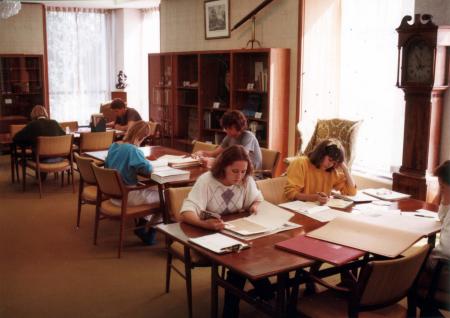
[275,273,288,318]
[211,263,219,318]
[158,184,167,223]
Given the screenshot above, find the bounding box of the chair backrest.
[358,244,430,307]
[91,163,123,198]
[74,153,97,185]
[301,118,362,168]
[10,124,26,137]
[37,135,73,157]
[260,147,280,177]
[192,140,218,153]
[256,176,288,205]
[165,186,192,222]
[59,121,78,132]
[79,131,114,153]
[100,101,117,123]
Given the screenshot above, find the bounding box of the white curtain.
[46,7,112,126]
[301,0,414,177]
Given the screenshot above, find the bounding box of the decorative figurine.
[115,70,128,89]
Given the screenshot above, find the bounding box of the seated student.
[13,105,65,163]
[180,145,272,317]
[104,120,159,245]
[107,98,142,132]
[418,160,450,315]
[193,110,262,170]
[284,138,356,203]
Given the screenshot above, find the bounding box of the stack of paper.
[363,188,410,201]
[151,166,190,184]
[157,154,202,168]
[332,190,374,203]
[278,200,348,222]
[188,233,248,254]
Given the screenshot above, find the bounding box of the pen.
[220,244,243,253]
[414,214,434,218]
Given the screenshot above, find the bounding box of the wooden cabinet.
[148,49,290,166]
[0,55,46,137]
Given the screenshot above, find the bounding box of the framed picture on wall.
[204,0,230,39]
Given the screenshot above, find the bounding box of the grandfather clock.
[393,14,450,201]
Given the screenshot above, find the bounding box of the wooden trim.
[295,0,305,153]
[42,3,50,115]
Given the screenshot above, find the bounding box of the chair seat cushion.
[298,289,407,318]
[100,199,159,217]
[82,185,97,202]
[169,241,210,265]
[27,159,71,172]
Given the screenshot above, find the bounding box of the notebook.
[150,166,190,184]
[332,191,374,203]
[188,233,249,254]
[363,188,411,201]
[275,235,365,265]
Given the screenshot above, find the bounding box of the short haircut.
[220,110,247,132]
[123,120,150,144]
[211,145,253,180]
[435,160,450,186]
[110,98,126,110]
[30,105,48,120]
[308,138,345,170]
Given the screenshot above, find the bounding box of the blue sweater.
[105,143,152,185]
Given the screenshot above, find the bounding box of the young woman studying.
[180,145,272,317]
[284,138,357,203]
[104,120,160,245]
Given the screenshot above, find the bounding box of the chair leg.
[118,218,125,259]
[93,207,100,245]
[15,156,20,183]
[184,247,193,318]
[165,252,173,293]
[77,181,83,228]
[22,161,26,192]
[10,153,15,183]
[37,168,43,198]
[71,168,75,193]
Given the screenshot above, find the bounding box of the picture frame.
[204,0,230,40]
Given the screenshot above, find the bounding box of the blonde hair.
[30,105,48,120]
[123,120,150,145]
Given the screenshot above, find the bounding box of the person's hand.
[204,219,225,231]
[248,203,259,215]
[335,161,348,171]
[193,150,205,158]
[316,192,329,204]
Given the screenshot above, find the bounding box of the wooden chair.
[59,121,79,132]
[254,147,280,179]
[74,153,98,228]
[78,131,114,154]
[295,244,431,318]
[164,186,211,318]
[91,164,161,258]
[9,124,27,183]
[143,121,162,145]
[22,135,75,198]
[416,258,450,316]
[191,140,218,153]
[256,176,288,205]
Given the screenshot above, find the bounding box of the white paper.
[189,233,248,254]
[278,200,348,222]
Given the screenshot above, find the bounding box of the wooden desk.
[157,198,439,318]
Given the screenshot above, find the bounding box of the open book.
[188,233,249,254]
[332,190,374,203]
[307,213,441,257]
[150,166,190,184]
[278,200,348,222]
[224,201,294,236]
[363,188,410,201]
[157,154,201,168]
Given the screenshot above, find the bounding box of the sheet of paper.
[189,233,248,254]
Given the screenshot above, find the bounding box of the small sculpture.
[115,70,128,89]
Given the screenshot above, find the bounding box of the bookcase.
[0,54,47,140]
[148,48,290,171]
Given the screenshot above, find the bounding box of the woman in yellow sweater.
[284,138,357,203]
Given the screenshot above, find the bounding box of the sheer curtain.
[46,7,112,125]
[301,0,414,177]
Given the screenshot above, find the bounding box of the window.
[300,0,414,177]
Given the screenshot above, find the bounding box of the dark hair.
[435,160,450,186]
[211,145,253,181]
[110,98,126,109]
[308,138,345,170]
[220,110,247,132]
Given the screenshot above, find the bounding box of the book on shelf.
[188,233,249,254]
[332,190,375,203]
[363,188,411,201]
[275,235,365,266]
[150,166,190,184]
[224,201,294,236]
[307,213,441,258]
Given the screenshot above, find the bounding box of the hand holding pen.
[316,192,329,204]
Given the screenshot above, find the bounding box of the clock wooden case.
[394,14,450,201]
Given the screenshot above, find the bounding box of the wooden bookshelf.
[148,49,290,167]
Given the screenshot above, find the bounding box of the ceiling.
[23,0,160,9]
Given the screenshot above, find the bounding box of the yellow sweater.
[284,156,357,201]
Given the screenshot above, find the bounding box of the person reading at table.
[107,98,142,132]
[193,110,262,170]
[180,145,272,317]
[284,138,356,204]
[104,120,159,245]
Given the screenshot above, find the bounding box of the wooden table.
[156,198,439,318]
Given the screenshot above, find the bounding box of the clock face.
[405,42,433,83]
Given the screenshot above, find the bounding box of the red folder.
[275,235,365,265]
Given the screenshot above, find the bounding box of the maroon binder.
[275,235,365,265]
